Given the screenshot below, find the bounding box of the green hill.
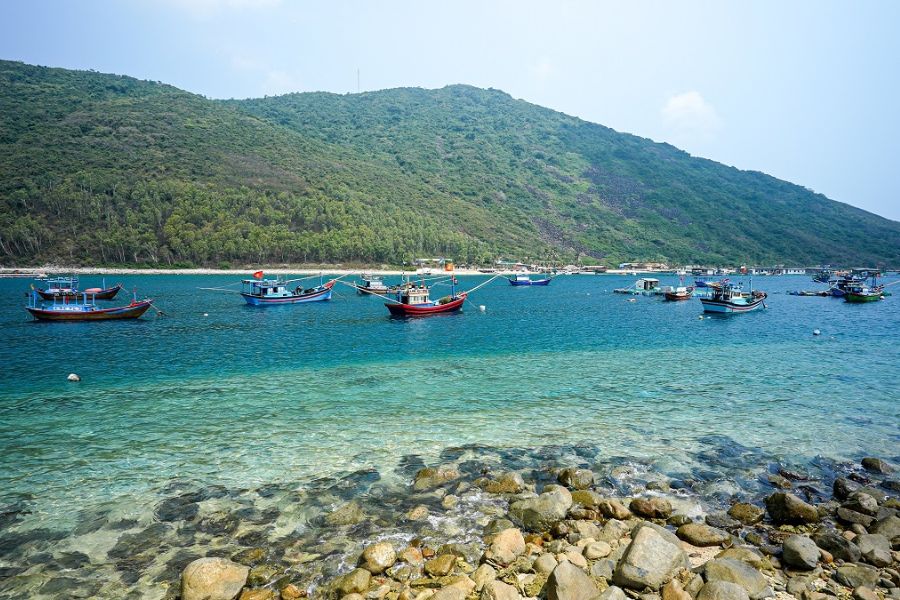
[1,59,898,267]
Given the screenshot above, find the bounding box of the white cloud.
[661,91,723,145]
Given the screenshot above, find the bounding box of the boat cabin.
[360,275,388,292]
[42,275,79,294]
[512,273,532,282]
[242,278,294,298]
[398,285,431,305]
[637,278,660,291]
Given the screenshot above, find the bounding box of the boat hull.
[844,292,882,303]
[26,300,153,321]
[37,284,123,301]
[699,296,766,313]
[508,278,551,286]
[241,287,332,305]
[385,294,466,316]
[664,292,692,301]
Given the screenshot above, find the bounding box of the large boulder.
[483,528,526,566]
[698,581,751,600]
[855,533,892,567]
[703,559,773,600]
[359,541,396,574]
[676,523,729,547]
[811,530,861,563]
[547,560,600,600]
[182,557,249,600]
[764,492,819,524]
[509,486,573,531]
[630,497,673,520]
[834,564,879,589]
[613,523,688,590]
[781,535,818,570]
[558,468,595,490]
[414,466,461,490]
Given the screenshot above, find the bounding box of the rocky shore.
[176,457,899,600]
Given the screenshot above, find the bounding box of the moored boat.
[26,291,153,321]
[507,272,552,286]
[354,275,401,296]
[699,281,767,314]
[384,283,466,316]
[843,277,884,303]
[664,286,693,301]
[240,273,334,306]
[614,278,663,296]
[35,275,123,300]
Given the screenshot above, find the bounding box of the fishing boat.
[699,281,767,314]
[35,275,123,300]
[26,291,153,321]
[693,279,711,288]
[843,276,884,303]
[240,274,334,306]
[507,272,552,286]
[354,275,401,296]
[384,282,466,316]
[828,274,863,297]
[614,278,663,296]
[663,286,693,301]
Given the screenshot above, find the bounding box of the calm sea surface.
[0,273,898,594]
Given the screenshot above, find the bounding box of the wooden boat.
[26,291,153,321]
[384,276,468,316]
[843,278,884,303]
[354,275,401,296]
[699,281,767,314]
[35,275,123,300]
[240,275,334,306]
[508,273,552,286]
[664,286,693,301]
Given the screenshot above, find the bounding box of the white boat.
[614,278,665,296]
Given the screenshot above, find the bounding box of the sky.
[2,0,899,221]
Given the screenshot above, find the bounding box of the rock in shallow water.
[181,557,249,600]
[414,466,461,491]
[558,468,594,491]
[334,568,371,596]
[861,457,894,474]
[764,492,819,524]
[509,486,572,532]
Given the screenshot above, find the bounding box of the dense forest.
[1,59,898,267]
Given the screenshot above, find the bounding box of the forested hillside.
[2,60,898,267]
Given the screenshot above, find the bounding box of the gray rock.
[547,560,601,600]
[834,477,862,500]
[845,492,880,516]
[509,486,573,532]
[812,530,862,562]
[598,587,626,600]
[630,497,673,520]
[481,580,522,600]
[676,523,729,547]
[856,533,892,567]
[613,523,688,590]
[782,535,818,570]
[834,564,879,589]
[325,501,365,526]
[591,559,615,580]
[764,492,819,524]
[483,472,526,494]
[727,503,764,526]
[598,499,632,520]
[559,468,595,490]
[871,514,900,540]
[715,547,766,570]
[583,541,612,560]
[854,587,879,600]
[837,507,875,528]
[597,519,631,543]
[359,541,396,574]
[181,557,249,600]
[635,521,683,548]
[861,457,894,474]
[472,563,497,591]
[705,512,741,530]
[703,559,773,600]
[698,581,751,600]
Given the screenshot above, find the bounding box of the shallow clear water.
[0,273,898,596]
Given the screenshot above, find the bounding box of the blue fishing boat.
[240,274,334,306]
[699,281,767,314]
[508,273,552,286]
[694,279,710,288]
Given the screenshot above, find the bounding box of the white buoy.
[203,313,209,317]
[67,373,80,382]
[628,298,637,303]
[698,316,704,320]
[479,305,486,312]
[813,329,821,336]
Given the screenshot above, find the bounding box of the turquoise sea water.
[0,273,898,596]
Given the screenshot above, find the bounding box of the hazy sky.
[3,0,899,221]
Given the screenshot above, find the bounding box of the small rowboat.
[26,292,153,321]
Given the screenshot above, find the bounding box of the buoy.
[698,316,704,320]
[67,373,80,382]
[628,298,637,303]
[813,329,821,336]
[479,305,486,312]
[203,313,209,317]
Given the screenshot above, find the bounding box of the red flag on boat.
[253,270,264,280]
